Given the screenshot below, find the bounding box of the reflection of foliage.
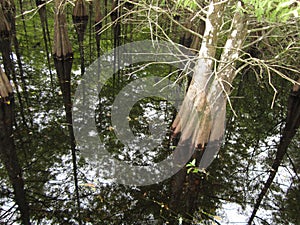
[95,63,177,166]
[0,0,299,224]
[274,136,300,224]
[278,184,300,224]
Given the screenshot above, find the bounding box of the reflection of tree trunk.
[170,1,247,221]
[36,0,53,88]
[248,78,300,225]
[8,0,29,110]
[170,0,225,216]
[2,0,30,121]
[0,1,29,128]
[169,149,204,223]
[53,1,81,224]
[0,4,12,79]
[0,67,31,225]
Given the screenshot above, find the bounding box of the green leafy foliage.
[175,0,198,10]
[243,0,300,22]
[186,159,209,175]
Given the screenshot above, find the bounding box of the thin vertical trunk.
[5,0,31,119]
[73,0,88,77]
[179,14,204,51]
[88,1,92,63]
[18,0,28,47]
[94,0,102,58]
[0,2,12,78]
[0,67,31,225]
[111,0,121,88]
[36,0,54,89]
[53,1,81,224]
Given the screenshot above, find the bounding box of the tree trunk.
[53,1,81,223]
[170,0,247,219]
[0,0,29,127]
[0,67,31,225]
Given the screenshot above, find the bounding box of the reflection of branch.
[254,215,272,225]
[287,153,300,182]
[0,203,17,221]
[248,79,300,224]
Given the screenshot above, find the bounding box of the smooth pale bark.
[170,1,247,220]
[217,2,248,90]
[172,1,247,165]
[172,0,225,151]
